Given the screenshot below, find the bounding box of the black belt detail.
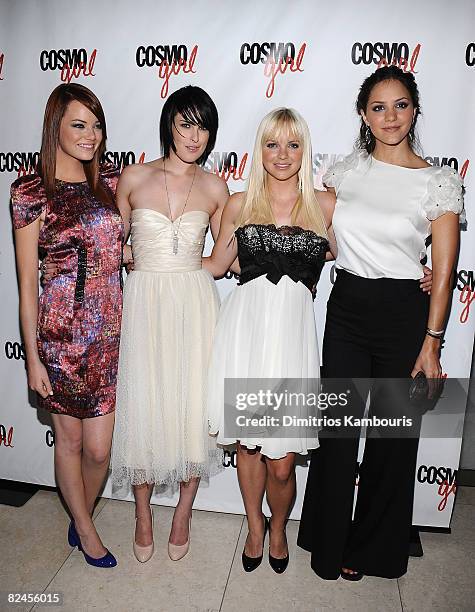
[75,246,87,303]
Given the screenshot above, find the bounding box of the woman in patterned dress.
[11,84,124,567]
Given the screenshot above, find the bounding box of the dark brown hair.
[356,65,421,154]
[38,83,112,202]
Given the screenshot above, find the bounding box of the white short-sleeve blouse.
[323,151,464,280]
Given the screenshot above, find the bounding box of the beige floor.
[1,487,474,612]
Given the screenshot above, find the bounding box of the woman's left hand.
[40,256,58,283]
[411,339,443,398]
[420,265,433,293]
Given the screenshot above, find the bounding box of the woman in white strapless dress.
[114,209,221,486]
[111,87,229,563]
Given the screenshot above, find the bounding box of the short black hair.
[356,65,421,154]
[159,85,218,166]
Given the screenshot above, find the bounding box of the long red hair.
[38,83,112,203]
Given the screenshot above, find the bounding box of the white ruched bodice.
[130,208,209,273]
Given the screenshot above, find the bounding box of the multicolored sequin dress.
[11,165,123,418]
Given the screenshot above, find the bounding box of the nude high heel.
[133,510,154,563]
[168,515,191,561]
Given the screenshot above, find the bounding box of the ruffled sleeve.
[100,163,121,197]
[10,174,47,229]
[323,150,362,193]
[421,166,464,221]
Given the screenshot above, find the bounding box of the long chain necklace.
[163,160,197,255]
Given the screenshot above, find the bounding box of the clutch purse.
[409,371,443,406]
[409,371,429,404]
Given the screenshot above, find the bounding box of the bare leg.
[81,412,115,515]
[169,477,200,546]
[133,483,154,547]
[51,414,106,558]
[265,453,296,558]
[237,443,267,557]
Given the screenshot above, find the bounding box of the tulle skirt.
[111,268,223,491]
[207,275,320,459]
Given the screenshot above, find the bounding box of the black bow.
[239,251,316,292]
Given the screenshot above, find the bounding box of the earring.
[365,124,372,143]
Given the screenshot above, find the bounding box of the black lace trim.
[238,223,329,243]
[236,223,328,292]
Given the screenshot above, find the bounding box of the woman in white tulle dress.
[204,108,336,573]
[111,86,228,562]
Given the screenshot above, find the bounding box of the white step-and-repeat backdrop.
[1,0,474,527]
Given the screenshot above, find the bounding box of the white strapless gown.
[111,209,222,491]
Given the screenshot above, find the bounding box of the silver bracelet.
[426,327,445,339]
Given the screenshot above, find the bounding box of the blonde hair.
[236,108,327,237]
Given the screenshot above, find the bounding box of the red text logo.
[0,425,14,448]
[205,151,249,182]
[438,480,457,511]
[135,44,198,98]
[158,45,197,98]
[240,42,306,98]
[417,464,457,511]
[456,270,474,324]
[377,43,421,73]
[459,285,474,324]
[61,49,96,84]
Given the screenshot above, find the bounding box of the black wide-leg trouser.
[298,270,429,579]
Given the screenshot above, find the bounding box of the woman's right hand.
[27,359,53,398]
[41,256,58,283]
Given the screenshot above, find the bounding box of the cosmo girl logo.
[0,151,39,176]
[455,269,474,324]
[239,42,306,98]
[39,48,97,84]
[0,52,4,80]
[351,41,421,73]
[204,151,249,182]
[425,155,470,180]
[135,44,198,98]
[0,424,14,448]
[417,464,457,512]
[102,150,146,169]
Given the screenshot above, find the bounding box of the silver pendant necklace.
[163,160,197,254]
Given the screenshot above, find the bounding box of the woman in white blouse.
[298,66,463,581]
